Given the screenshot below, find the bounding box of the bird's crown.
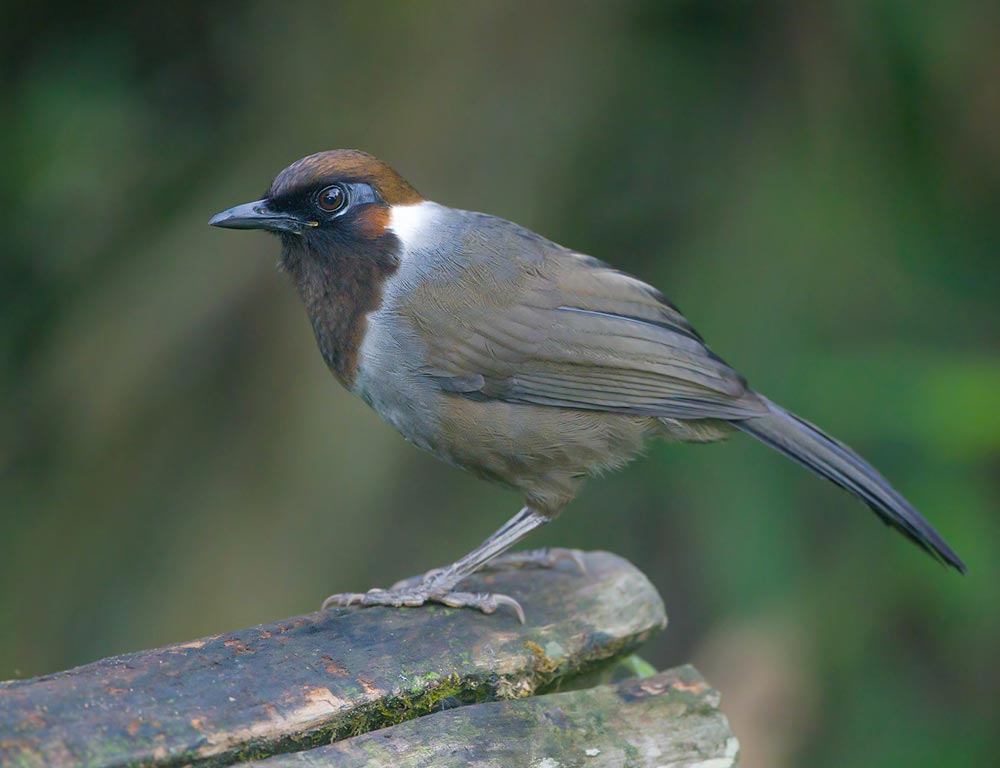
[269,149,422,206]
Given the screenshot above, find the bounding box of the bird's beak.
[208,199,316,234]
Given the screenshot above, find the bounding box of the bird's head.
[210,150,425,384]
[209,149,423,268]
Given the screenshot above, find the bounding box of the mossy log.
[0,551,736,767]
[250,665,737,768]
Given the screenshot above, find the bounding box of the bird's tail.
[733,396,966,572]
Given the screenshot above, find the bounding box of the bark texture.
[251,665,738,768]
[0,551,677,768]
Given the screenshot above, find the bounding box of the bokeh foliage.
[1,2,997,765]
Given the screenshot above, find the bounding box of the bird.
[209,149,965,620]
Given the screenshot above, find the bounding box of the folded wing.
[403,242,765,421]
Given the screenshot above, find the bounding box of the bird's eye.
[316,185,347,213]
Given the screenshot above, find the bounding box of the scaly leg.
[321,506,550,622]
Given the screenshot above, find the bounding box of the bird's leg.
[321,506,550,622]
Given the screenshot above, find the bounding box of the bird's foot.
[385,548,582,593]
[485,547,587,574]
[321,582,525,623]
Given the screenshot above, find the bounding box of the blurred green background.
[2,1,998,765]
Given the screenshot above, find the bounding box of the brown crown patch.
[269,149,423,205]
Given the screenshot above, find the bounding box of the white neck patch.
[388,201,438,253]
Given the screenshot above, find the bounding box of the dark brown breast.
[280,210,400,388]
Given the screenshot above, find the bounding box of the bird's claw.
[388,549,583,593]
[321,586,525,623]
[434,590,526,623]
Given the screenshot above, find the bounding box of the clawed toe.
[434,590,526,623]
[321,593,345,611]
[485,593,526,624]
[321,586,524,622]
[322,588,424,610]
[321,591,366,610]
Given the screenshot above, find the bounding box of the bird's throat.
[282,232,400,388]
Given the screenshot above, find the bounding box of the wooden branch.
[0,551,672,768]
[249,665,738,768]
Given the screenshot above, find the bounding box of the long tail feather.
[733,397,966,572]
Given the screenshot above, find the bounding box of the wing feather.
[401,220,763,421]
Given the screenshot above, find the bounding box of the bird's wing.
[400,221,765,421]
